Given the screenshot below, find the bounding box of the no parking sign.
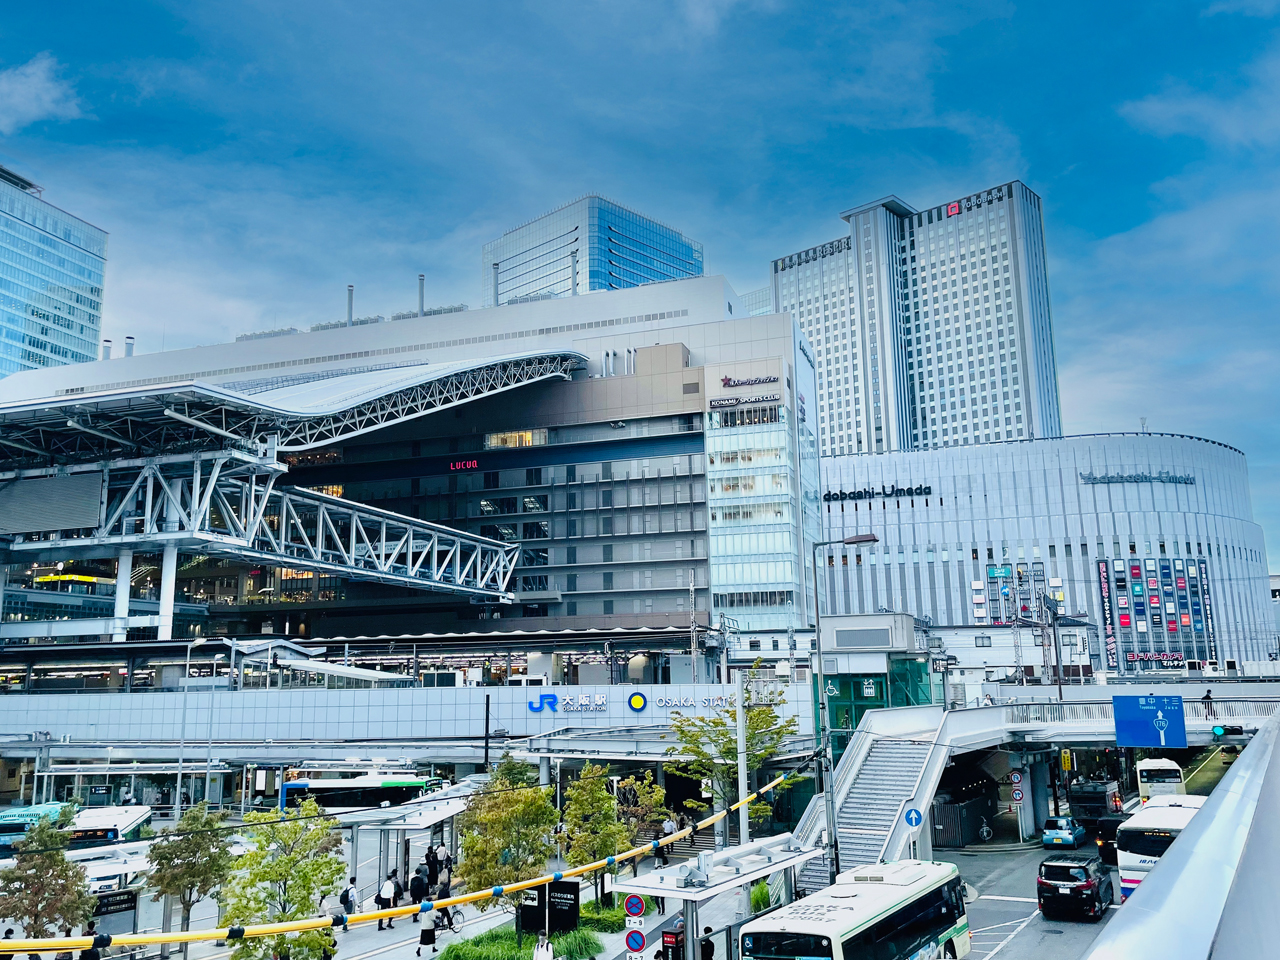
[624,894,646,917]
[626,930,647,954]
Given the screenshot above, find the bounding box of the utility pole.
[735,671,750,846]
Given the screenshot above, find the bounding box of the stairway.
[798,738,934,891]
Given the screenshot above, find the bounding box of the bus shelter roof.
[613,833,820,904]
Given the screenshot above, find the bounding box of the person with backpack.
[391,869,404,907]
[426,850,440,893]
[339,877,357,931]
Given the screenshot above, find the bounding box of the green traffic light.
[1213,725,1226,737]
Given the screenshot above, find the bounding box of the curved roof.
[0,349,586,465]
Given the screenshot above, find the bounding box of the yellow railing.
[1,773,790,952]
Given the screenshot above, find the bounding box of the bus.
[1115,795,1205,900]
[279,774,440,811]
[0,804,153,857]
[741,861,970,960]
[1135,758,1185,800]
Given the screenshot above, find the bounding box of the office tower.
[0,164,107,378]
[771,181,1061,456]
[482,196,703,307]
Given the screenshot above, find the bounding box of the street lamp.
[205,653,227,807]
[812,532,878,884]
[175,637,207,818]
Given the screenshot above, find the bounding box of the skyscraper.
[482,195,703,307]
[0,164,107,378]
[771,181,1061,456]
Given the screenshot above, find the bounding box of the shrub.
[750,881,771,914]
[439,924,604,960]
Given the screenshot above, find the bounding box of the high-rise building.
[0,164,106,378]
[770,181,1061,456]
[482,196,703,307]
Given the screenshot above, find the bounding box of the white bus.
[741,862,970,960]
[1116,795,1204,900]
[1135,758,1184,800]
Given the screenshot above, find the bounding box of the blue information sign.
[1113,695,1187,748]
[904,808,923,827]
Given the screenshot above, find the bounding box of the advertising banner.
[1097,560,1118,669]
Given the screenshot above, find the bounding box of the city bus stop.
[613,834,820,960]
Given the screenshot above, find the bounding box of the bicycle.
[978,817,994,842]
[433,907,464,934]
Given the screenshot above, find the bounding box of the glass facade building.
[482,196,703,307]
[770,182,1061,457]
[0,165,106,378]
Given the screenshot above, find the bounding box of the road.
[938,845,1116,960]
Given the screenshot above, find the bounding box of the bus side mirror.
[961,883,978,905]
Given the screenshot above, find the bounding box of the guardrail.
[1004,698,1280,725]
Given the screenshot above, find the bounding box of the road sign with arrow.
[1113,695,1187,748]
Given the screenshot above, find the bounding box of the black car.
[1036,853,1114,921]
[1094,814,1126,866]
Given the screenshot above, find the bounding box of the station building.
[816,433,1273,675]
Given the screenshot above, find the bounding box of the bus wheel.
[943,943,956,958]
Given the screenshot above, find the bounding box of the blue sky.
[3,1,1280,564]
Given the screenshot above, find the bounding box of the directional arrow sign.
[904,808,923,827]
[1114,695,1187,748]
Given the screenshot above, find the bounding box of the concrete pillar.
[112,550,133,642]
[157,543,178,642]
[1029,759,1051,834]
[349,827,361,885]
[0,566,7,636]
[539,756,551,787]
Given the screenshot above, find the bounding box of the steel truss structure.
[2,450,518,599]
[0,352,583,466]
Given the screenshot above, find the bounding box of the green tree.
[147,802,235,958]
[221,798,346,960]
[616,770,668,838]
[563,764,633,902]
[0,804,96,941]
[666,685,798,829]
[493,752,540,787]
[455,763,557,946]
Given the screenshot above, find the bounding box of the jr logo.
[528,693,559,712]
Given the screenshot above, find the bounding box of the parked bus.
[0,804,153,857]
[279,773,440,812]
[1135,758,1185,800]
[1115,795,1205,900]
[740,861,970,960]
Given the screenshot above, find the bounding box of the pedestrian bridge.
[794,697,1278,890]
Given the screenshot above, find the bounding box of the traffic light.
[1212,725,1244,737]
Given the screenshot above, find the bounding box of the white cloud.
[1121,43,1280,147]
[0,53,81,136]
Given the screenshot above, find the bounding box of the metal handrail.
[1004,698,1280,725]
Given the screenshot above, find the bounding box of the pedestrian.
[377,873,397,930]
[532,930,554,960]
[392,869,404,907]
[417,921,437,956]
[1,928,15,960]
[54,929,73,960]
[340,876,358,931]
[677,814,689,849]
[1203,689,1216,720]
[409,869,427,923]
[981,693,994,707]
[654,892,666,915]
[427,850,440,893]
[701,928,715,960]
[654,827,668,866]
[78,924,99,960]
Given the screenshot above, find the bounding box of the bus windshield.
[741,933,833,960]
[1118,829,1176,858]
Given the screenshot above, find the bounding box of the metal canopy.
[0,351,585,466]
[613,834,820,903]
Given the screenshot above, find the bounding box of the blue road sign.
[624,894,645,917]
[904,808,923,827]
[1113,695,1187,748]
[626,931,647,953]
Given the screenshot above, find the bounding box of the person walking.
[340,877,358,931]
[532,930,554,960]
[391,869,404,907]
[654,892,666,916]
[1203,689,1216,720]
[377,874,397,930]
[426,850,440,894]
[54,930,74,960]
[701,927,715,960]
[1,928,15,960]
